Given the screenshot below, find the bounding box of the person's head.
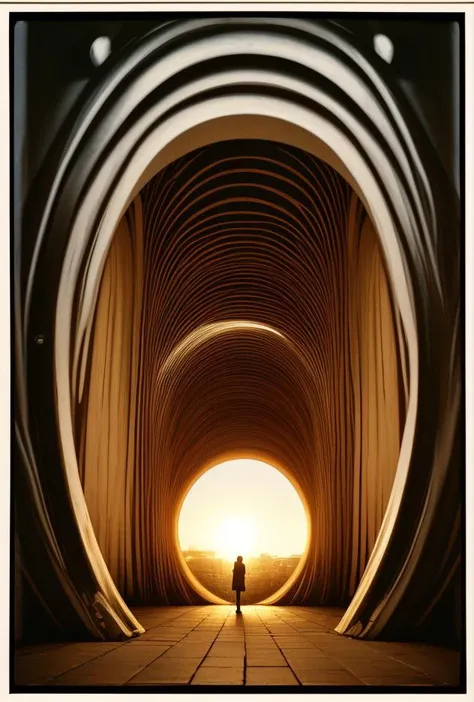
[236,555,243,563]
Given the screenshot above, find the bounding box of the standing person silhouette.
[232,556,246,614]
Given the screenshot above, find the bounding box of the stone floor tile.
[197,624,222,634]
[387,651,460,685]
[201,657,244,667]
[316,639,366,649]
[246,666,299,685]
[15,643,123,686]
[16,643,68,657]
[282,645,328,656]
[131,640,179,648]
[128,657,202,684]
[184,630,218,638]
[324,650,387,662]
[162,644,210,658]
[52,644,169,686]
[297,670,363,686]
[246,642,278,651]
[317,646,372,658]
[276,640,318,649]
[191,666,244,685]
[295,626,326,636]
[221,630,244,636]
[303,633,345,641]
[208,644,245,656]
[245,631,273,636]
[246,629,268,633]
[14,607,461,688]
[285,655,346,670]
[141,628,187,639]
[361,675,440,686]
[136,622,169,631]
[246,651,287,667]
[139,634,184,644]
[340,659,427,678]
[362,641,419,655]
[267,629,294,635]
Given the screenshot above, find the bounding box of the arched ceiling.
[17,17,460,643]
[87,139,400,609]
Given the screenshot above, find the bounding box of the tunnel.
[14,16,461,650]
[78,135,403,611]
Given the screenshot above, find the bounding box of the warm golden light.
[178,459,308,602]
[178,459,307,559]
[214,516,257,562]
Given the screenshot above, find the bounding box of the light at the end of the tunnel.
[214,516,257,562]
[178,459,307,560]
[178,459,308,602]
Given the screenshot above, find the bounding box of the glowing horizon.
[178,459,308,561]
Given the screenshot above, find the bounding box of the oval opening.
[178,459,308,604]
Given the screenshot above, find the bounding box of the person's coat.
[232,561,246,591]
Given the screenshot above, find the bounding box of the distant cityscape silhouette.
[182,550,303,603]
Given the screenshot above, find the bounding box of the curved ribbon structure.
[15,18,460,641]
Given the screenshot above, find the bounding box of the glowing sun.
[178,458,307,560]
[214,516,256,561]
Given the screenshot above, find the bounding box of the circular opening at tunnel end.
[177,458,309,605]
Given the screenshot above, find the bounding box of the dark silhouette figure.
[232,555,246,613]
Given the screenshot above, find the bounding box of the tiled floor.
[14,605,460,688]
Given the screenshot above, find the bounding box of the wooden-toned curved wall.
[347,201,402,594]
[17,17,460,643]
[79,140,402,607]
[77,198,144,595]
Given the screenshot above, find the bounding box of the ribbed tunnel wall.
[16,18,460,643]
[78,140,402,608]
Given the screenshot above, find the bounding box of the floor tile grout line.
[127,606,230,686]
[270,625,304,686]
[123,643,175,685]
[17,618,214,685]
[52,617,210,686]
[140,605,210,644]
[17,642,70,657]
[45,640,130,685]
[276,609,323,640]
[123,643,183,687]
[16,607,459,688]
[267,614,370,688]
[385,653,449,685]
[243,626,247,686]
[248,608,302,685]
[187,610,232,685]
[328,654,436,685]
